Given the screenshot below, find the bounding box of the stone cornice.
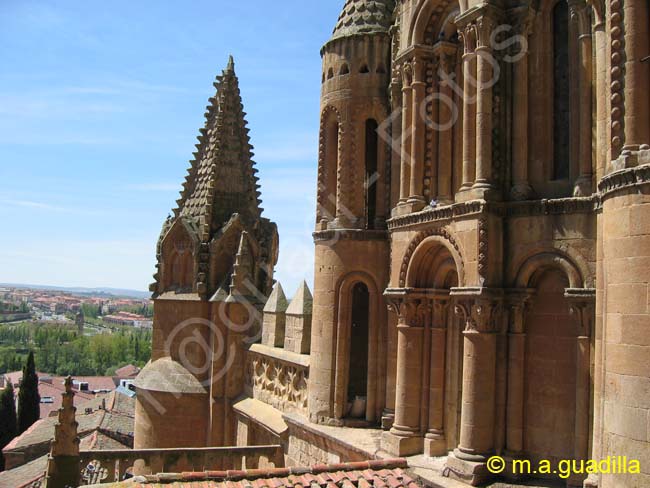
[387,197,599,231]
[313,228,389,243]
[598,165,650,199]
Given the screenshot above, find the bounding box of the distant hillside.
[0,283,151,299]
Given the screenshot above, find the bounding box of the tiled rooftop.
[89,459,417,488]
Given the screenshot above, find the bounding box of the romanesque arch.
[506,251,593,483]
[401,229,465,288]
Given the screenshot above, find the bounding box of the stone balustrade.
[78,444,283,484]
[245,344,309,415]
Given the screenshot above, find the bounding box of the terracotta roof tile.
[91,459,414,488]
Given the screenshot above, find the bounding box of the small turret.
[284,281,313,354]
[262,282,289,347]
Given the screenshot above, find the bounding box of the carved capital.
[506,290,535,334]
[451,288,504,333]
[565,288,596,337]
[569,0,592,38]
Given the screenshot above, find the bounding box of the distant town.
[0,285,152,329]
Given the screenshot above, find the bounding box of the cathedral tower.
[308,0,394,425]
[134,57,278,449]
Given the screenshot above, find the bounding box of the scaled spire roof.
[174,56,262,240]
[330,0,395,43]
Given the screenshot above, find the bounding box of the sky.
[0,0,343,295]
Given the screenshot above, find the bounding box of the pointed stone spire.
[43,377,80,488]
[262,282,289,347]
[173,56,263,238]
[284,281,313,354]
[227,232,255,302]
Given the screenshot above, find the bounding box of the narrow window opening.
[340,64,350,75]
[552,1,570,180]
[359,64,370,74]
[365,119,379,229]
[347,282,369,418]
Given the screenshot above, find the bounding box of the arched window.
[359,64,370,74]
[327,68,334,80]
[320,113,339,222]
[365,119,379,229]
[339,63,349,75]
[552,0,570,180]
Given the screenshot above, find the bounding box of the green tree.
[17,352,40,434]
[0,382,17,470]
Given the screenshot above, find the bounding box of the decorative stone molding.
[398,227,464,287]
[598,163,650,198]
[477,218,488,283]
[245,346,309,415]
[609,0,625,156]
[387,200,485,229]
[316,105,341,226]
[388,197,600,231]
[312,229,388,243]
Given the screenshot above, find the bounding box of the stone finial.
[227,232,255,302]
[284,281,313,354]
[262,282,289,347]
[43,376,80,488]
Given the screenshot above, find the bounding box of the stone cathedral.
[133,1,650,487]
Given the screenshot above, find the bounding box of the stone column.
[425,297,449,456]
[446,292,502,486]
[382,294,424,456]
[400,64,413,203]
[460,26,477,192]
[591,3,607,180]
[567,295,594,461]
[622,0,650,151]
[408,59,427,210]
[511,16,534,201]
[504,293,532,460]
[571,1,594,196]
[473,17,497,192]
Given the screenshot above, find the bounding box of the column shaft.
[400,88,413,202]
[623,0,650,149]
[474,49,493,188]
[506,333,526,453]
[457,330,497,458]
[392,323,424,435]
[409,81,426,203]
[461,54,477,189]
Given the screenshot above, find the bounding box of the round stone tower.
[308,0,394,425]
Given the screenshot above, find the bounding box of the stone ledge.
[248,343,310,368]
[232,397,288,437]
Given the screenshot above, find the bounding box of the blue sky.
[0,1,342,294]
